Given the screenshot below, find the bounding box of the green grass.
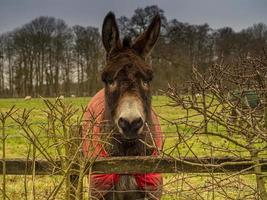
[0,96,266,199]
[0,96,233,158]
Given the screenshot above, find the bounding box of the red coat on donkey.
[82,89,163,199]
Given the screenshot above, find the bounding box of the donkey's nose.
[118,117,143,138]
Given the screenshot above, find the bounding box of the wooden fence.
[1,126,267,199]
[1,156,267,175]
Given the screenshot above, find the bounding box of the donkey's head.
[101,12,161,140]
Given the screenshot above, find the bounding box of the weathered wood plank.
[0,159,61,175]
[0,157,267,175]
[91,156,267,174]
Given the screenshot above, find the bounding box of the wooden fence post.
[69,125,83,200]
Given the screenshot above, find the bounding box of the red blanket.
[82,89,163,194]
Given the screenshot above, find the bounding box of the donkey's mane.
[122,36,132,48]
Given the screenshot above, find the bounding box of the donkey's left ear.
[102,12,121,53]
[132,15,161,58]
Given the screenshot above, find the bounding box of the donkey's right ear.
[102,12,121,53]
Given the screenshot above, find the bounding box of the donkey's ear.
[132,15,161,58]
[102,12,121,53]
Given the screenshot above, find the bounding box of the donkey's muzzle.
[118,117,143,139]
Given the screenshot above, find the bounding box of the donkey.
[83,12,163,200]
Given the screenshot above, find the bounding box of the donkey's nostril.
[131,117,143,131]
[118,117,130,131]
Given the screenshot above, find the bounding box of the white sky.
[0,0,267,34]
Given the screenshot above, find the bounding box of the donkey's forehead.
[104,49,153,78]
[108,49,148,66]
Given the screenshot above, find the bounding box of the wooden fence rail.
[1,157,267,175]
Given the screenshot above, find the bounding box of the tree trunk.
[77,53,80,96]
[0,56,4,96]
[8,55,13,97]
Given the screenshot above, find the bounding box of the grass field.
[0,96,265,199]
[0,96,240,158]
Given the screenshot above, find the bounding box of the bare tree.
[0,6,266,97]
[166,57,267,199]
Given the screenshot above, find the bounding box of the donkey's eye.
[106,79,114,85]
[107,79,117,90]
[141,79,149,89]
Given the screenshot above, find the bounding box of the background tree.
[73,25,103,96]
[0,5,267,97]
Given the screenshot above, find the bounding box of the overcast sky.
[0,0,267,34]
